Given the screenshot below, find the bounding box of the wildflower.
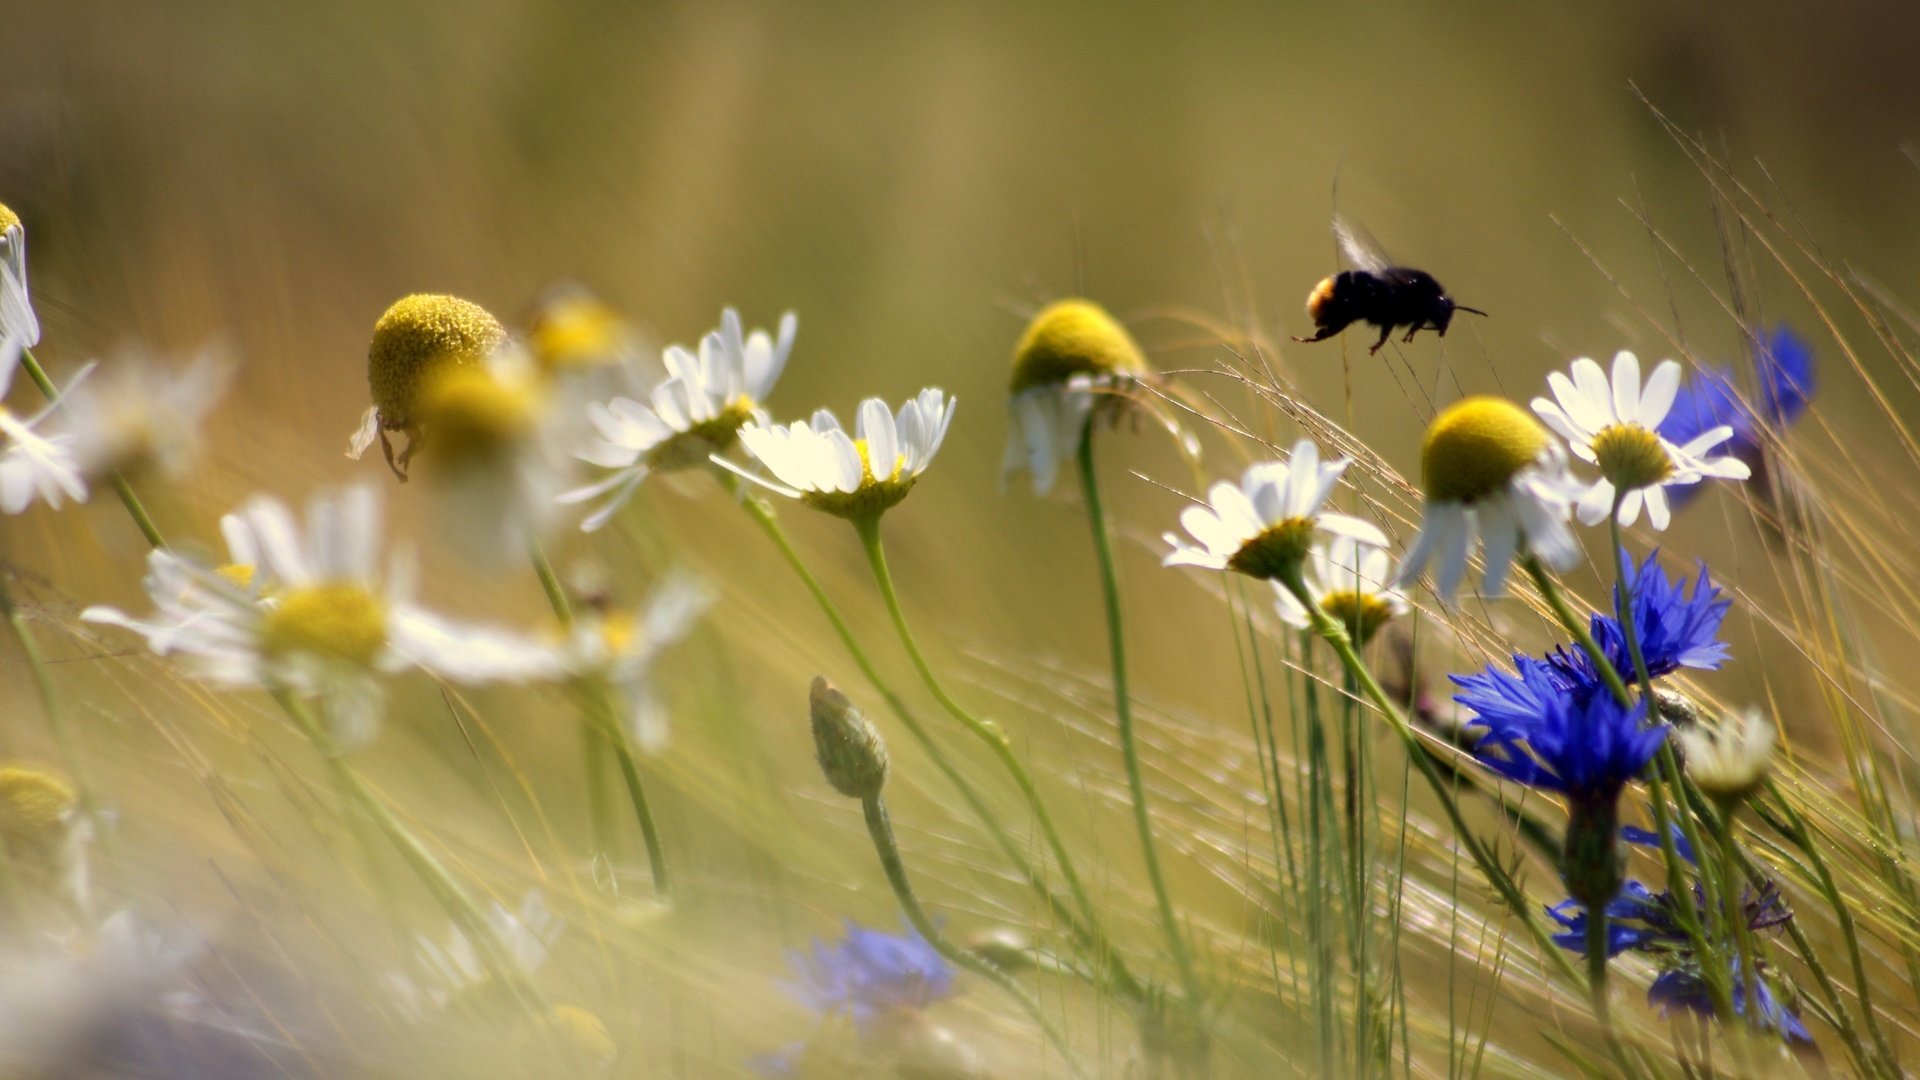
[809,677,889,800]
[1650,960,1811,1045]
[1549,551,1731,686]
[388,892,561,1019]
[0,909,202,1073]
[725,390,956,523]
[560,308,795,531]
[0,203,39,347]
[1395,396,1581,601]
[1163,439,1386,581]
[1659,327,1814,506]
[1675,708,1776,803]
[528,286,642,377]
[1272,535,1409,644]
[83,485,562,748]
[565,574,710,752]
[1548,877,1791,960]
[0,335,87,514]
[1003,299,1150,495]
[62,345,230,483]
[780,921,956,1032]
[1532,351,1749,529]
[413,351,571,562]
[347,293,508,479]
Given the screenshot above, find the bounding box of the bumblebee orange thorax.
[1305,276,1339,323]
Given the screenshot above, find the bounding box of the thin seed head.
[1421,396,1550,503]
[1010,299,1147,395]
[809,676,888,799]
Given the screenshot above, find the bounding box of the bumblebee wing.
[1333,216,1392,275]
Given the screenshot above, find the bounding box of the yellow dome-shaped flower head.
[0,765,76,860]
[352,294,507,479]
[1420,396,1551,504]
[0,203,20,236]
[1009,299,1148,395]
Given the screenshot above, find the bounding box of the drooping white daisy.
[0,203,39,348]
[559,308,795,531]
[1531,351,1750,530]
[1674,707,1776,802]
[722,389,956,522]
[1162,439,1388,581]
[347,293,508,480]
[83,484,563,749]
[565,573,711,753]
[0,335,87,515]
[1272,535,1410,645]
[1395,396,1584,602]
[386,891,561,1020]
[62,345,230,483]
[1003,299,1152,496]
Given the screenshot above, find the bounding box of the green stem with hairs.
[19,346,167,550]
[860,793,1088,1079]
[719,476,1142,1001]
[1075,424,1203,1009]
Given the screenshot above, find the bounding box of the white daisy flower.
[559,308,795,531]
[1003,299,1151,496]
[1272,535,1410,644]
[566,574,711,753]
[0,204,39,348]
[387,891,561,1020]
[83,484,563,749]
[1674,708,1776,802]
[1162,439,1387,580]
[722,388,956,521]
[62,345,230,483]
[0,335,87,515]
[1532,350,1751,529]
[1395,396,1583,602]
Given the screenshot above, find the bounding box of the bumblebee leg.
[1368,325,1392,354]
[1403,326,1421,343]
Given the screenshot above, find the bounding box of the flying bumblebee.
[1293,220,1486,354]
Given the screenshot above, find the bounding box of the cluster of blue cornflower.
[753,921,964,1077]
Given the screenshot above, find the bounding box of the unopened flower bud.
[1675,708,1776,804]
[810,677,888,799]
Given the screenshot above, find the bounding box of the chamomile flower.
[387,892,561,1020]
[1532,351,1750,529]
[1272,535,1409,644]
[1163,439,1386,581]
[0,764,93,911]
[0,334,87,515]
[528,285,645,378]
[560,308,796,531]
[1395,396,1582,602]
[347,293,508,480]
[62,345,230,483]
[565,574,711,752]
[724,389,956,522]
[83,485,562,749]
[1003,299,1151,495]
[0,203,39,347]
[413,349,571,563]
[1674,707,1776,802]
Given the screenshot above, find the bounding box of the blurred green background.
[4,1,1918,1074]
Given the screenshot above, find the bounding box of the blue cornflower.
[779,920,956,1031]
[1548,877,1790,959]
[1660,326,1814,509]
[1462,674,1664,799]
[1650,960,1812,1045]
[1549,551,1730,685]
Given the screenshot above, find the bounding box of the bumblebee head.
[1305,276,1339,323]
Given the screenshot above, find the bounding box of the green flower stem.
[1275,568,1583,987]
[860,793,1088,1079]
[525,540,669,900]
[1712,803,1761,1032]
[1520,556,1630,707]
[1586,909,1612,1030]
[721,478,1142,1001]
[19,346,167,551]
[1074,424,1203,1009]
[270,689,543,1016]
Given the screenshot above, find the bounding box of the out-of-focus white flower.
[386,892,562,1020]
[83,485,562,749]
[1532,351,1750,529]
[560,308,795,531]
[1675,708,1776,802]
[1163,439,1387,580]
[0,204,39,348]
[1003,299,1151,496]
[0,335,86,515]
[0,909,199,1076]
[566,574,710,753]
[722,389,956,522]
[0,764,93,914]
[1395,397,1583,602]
[1272,536,1409,644]
[63,345,230,482]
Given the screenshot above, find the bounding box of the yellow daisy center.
[1225,518,1317,580]
[366,294,506,427]
[801,438,916,521]
[418,366,541,469]
[0,766,75,838]
[262,584,388,666]
[1590,423,1674,491]
[1010,299,1149,394]
[0,202,19,235]
[1319,590,1398,645]
[597,610,638,656]
[217,563,258,591]
[1421,397,1550,504]
[643,397,759,472]
[530,294,629,373]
